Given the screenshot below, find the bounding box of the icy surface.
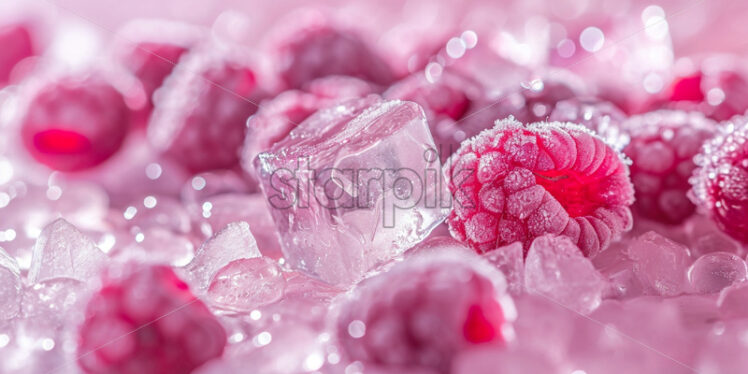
[0,247,21,320]
[207,257,286,312]
[28,218,106,285]
[483,241,525,295]
[688,252,747,294]
[255,96,448,285]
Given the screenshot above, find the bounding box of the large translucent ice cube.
[255,96,449,285]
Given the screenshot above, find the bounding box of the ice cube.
[28,218,106,284]
[185,221,261,291]
[255,96,448,285]
[524,235,607,314]
[717,282,748,319]
[0,247,21,320]
[483,242,525,295]
[688,252,747,294]
[207,257,286,312]
[628,231,691,296]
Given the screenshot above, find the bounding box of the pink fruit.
[691,114,748,243]
[623,110,717,224]
[77,265,226,374]
[241,76,375,176]
[384,71,478,155]
[445,117,634,256]
[20,74,131,171]
[0,20,36,86]
[549,98,628,149]
[649,57,748,121]
[148,44,261,172]
[269,12,395,89]
[112,20,203,124]
[336,250,515,372]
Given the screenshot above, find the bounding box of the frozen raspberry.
[649,57,748,121]
[445,117,634,257]
[691,115,748,243]
[623,110,717,224]
[77,265,226,374]
[148,44,262,172]
[241,76,375,177]
[549,98,628,150]
[269,12,395,89]
[498,69,587,124]
[112,19,203,125]
[20,74,131,171]
[384,70,479,156]
[0,20,37,86]
[336,250,515,373]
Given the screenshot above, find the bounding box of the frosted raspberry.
[497,69,587,124]
[445,117,634,257]
[0,20,36,86]
[148,44,261,172]
[78,265,226,374]
[112,19,203,124]
[549,98,628,150]
[336,250,515,372]
[691,115,748,243]
[623,110,717,224]
[269,12,395,89]
[20,74,131,171]
[650,57,748,121]
[240,76,375,177]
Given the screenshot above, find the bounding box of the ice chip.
[688,252,747,294]
[483,242,525,295]
[717,282,748,319]
[207,257,286,312]
[524,235,607,314]
[185,221,261,291]
[255,96,449,285]
[28,218,106,284]
[628,231,690,296]
[0,247,21,320]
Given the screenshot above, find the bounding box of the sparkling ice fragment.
[628,231,690,296]
[524,235,607,314]
[255,96,448,285]
[28,218,106,284]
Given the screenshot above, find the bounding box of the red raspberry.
[623,110,717,224]
[241,76,375,177]
[650,57,748,121]
[549,98,628,149]
[112,20,203,125]
[384,71,477,155]
[445,117,634,257]
[336,250,515,372]
[78,265,226,374]
[0,20,36,86]
[148,44,261,172]
[20,74,131,171]
[691,115,748,243]
[269,12,395,89]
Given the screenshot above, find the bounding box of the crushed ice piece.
[207,257,286,312]
[628,231,691,296]
[185,221,261,291]
[0,247,21,320]
[483,241,525,295]
[28,218,106,284]
[687,252,747,294]
[524,235,607,314]
[717,282,748,319]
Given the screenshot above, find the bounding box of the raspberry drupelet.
[20,74,131,171]
[445,117,635,257]
[623,110,717,224]
[336,250,515,373]
[691,115,748,243]
[77,265,226,374]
